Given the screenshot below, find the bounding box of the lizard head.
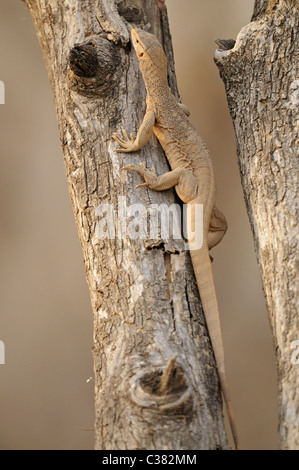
[131,29,168,82]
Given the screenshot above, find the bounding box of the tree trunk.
[24,0,229,450]
[215,0,299,450]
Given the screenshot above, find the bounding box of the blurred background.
[0,0,278,450]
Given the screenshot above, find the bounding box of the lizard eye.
[139,52,144,57]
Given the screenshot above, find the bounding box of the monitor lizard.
[112,28,239,450]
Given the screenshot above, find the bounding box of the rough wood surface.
[24,0,229,450]
[215,0,299,450]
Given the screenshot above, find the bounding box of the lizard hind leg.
[208,205,228,251]
[122,164,198,197]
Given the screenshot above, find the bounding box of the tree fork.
[23,0,230,450]
[215,0,299,450]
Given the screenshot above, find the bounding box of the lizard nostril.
[139,52,144,57]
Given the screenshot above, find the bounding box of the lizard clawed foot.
[112,129,137,153]
[121,163,158,189]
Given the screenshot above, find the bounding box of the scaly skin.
[112,29,238,450]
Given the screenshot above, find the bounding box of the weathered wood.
[215,0,299,450]
[24,0,229,449]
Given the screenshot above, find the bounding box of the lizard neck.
[144,78,171,102]
[146,82,168,101]
[140,62,169,100]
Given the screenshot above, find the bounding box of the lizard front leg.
[112,108,155,153]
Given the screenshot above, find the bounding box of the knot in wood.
[68,37,122,97]
[116,0,144,23]
[69,44,99,78]
[131,363,192,415]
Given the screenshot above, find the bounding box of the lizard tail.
[187,201,239,450]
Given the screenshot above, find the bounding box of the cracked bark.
[23,0,229,450]
[215,0,299,450]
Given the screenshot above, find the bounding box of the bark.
[215,0,299,450]
[24,0,229,450]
